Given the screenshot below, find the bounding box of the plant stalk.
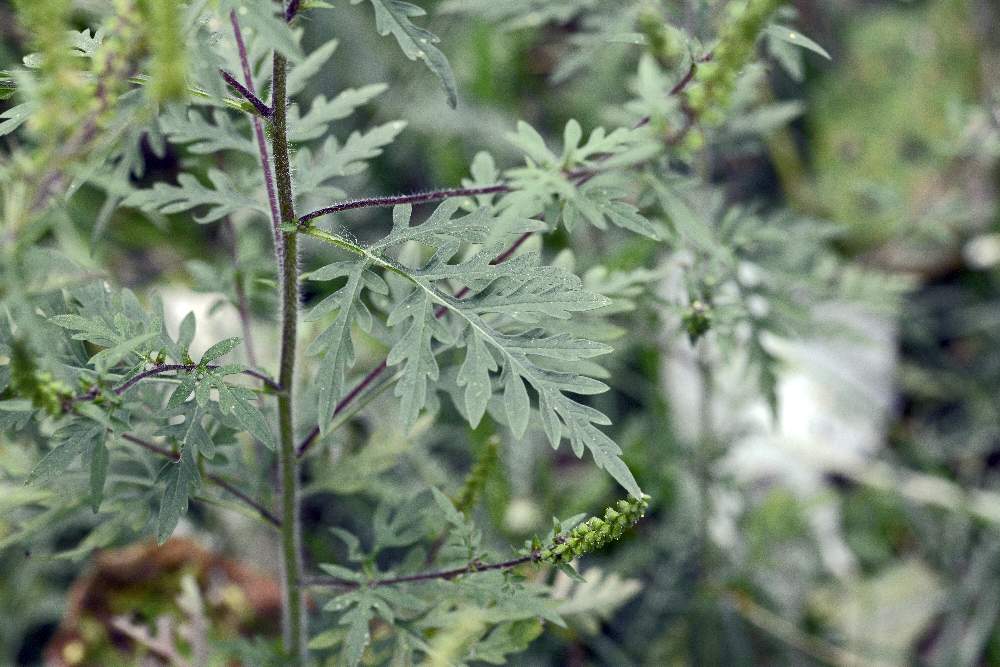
[270,50,306,661]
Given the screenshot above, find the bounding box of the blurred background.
[2,0,1000,664]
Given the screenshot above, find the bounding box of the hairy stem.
[113,365,278,393]
[298,184,511,224]
[271,49,306,662]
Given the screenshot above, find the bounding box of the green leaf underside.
[200,336,241,365]
[156,443,200,543]
[289,84,390,142]
[27,422,104,488]
[304,199,641,496]
[0,102,36,137]
[122,169,266,223]
[159,107,258,156]
[353,0,459,108]
[294,121,407,198]
[502,121,662,239]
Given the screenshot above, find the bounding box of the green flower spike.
[541,495,650,565]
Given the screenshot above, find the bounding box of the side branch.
[304,492,648,588]
[298,185,512,223]
[68,363,280,411]
[120,433,281,527]
[295,53,709,457]
[303,553,538,589]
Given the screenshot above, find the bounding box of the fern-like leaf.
[159,107,257,156]
[288,84,390,142]
[305,261,389,425]
[294,121,407,201]
[304,200,641,496]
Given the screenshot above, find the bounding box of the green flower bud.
[10,339,74,415]
[682,128,705,152]
[682,299,713,344]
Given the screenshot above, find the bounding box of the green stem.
[271,51,305,662]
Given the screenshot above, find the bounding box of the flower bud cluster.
[15,0,90,140]
[10,340,72,415]
[540,495,650,564]
[686,0,784,125]
[140,0,187,103]
[638,8,686,69]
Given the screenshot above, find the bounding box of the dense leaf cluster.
[0,0,877,664]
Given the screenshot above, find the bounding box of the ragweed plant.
[0,0,848,664]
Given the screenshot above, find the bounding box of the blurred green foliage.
[808,0,981,249]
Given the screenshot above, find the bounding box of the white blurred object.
[963,232,1000,270]
[664,303,898,578]
[158,288,270,367]
[158,288,279,571]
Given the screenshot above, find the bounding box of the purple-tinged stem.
[66,364,280,412]
[303,553,538,589]
[229,11,284,269]
[220,69,273,118]
[298,184,511,224]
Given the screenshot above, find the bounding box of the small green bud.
[638,8,686,68]
[453,437,499,515]
[682,129,705,152]
[700,108,725,127]
[682,299,713,344]
[697,62,720,81]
